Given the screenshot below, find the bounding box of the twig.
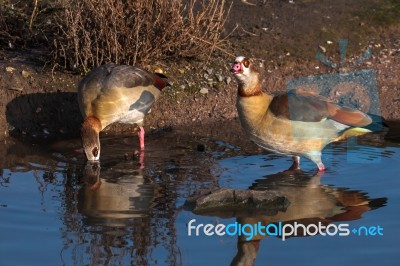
[237,24,258,36]
[29,0,39,31]
[241,0,257,6]
[189,35,235,57]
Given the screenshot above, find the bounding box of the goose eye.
[92,147,99,158]
[243,58,250,68]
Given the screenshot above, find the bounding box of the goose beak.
[232,62,243,74]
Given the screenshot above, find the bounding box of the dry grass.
[53,0,232,72]
[0,0,232,72]
[0,0,63,48]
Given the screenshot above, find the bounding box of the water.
[0,122,399,265]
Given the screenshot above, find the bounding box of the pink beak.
[232,62,242,74]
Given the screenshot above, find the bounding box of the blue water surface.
[0,128,399,265]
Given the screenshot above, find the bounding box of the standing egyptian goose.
[231,56,376,171]
[78,63,169,161]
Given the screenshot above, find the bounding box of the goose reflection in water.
[216,169,386,266]
[73,160,161,265]
[63,144,184,265]
[78,160,158,227]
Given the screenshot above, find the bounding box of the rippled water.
[0,122,399,265]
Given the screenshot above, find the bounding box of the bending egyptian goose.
[78,63,169,161]
[232,56,377,171]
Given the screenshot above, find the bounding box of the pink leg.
[90,179,102,191]
[138,126,145,150]
[139,149,145,170]
[133,149,145,169]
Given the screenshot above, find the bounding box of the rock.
[6,67,16,73]
[185,188,289,217]
[178,68,185,74]
[216,74,223,82]
[225,77,232,85]
[21,70,31,78]
[7,75,24,91]
[205,68,213,75]
[154,67,163,74]
[200,88,209,94]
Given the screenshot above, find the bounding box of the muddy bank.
[1,47,399,143]
[1,0,400,142]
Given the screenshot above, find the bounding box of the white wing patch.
[118,109,145,124]
[329,119,350,131]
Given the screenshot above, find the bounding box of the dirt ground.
[1,0,400,142]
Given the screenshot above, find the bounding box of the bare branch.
[53,0,233,71]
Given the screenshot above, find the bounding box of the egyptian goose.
[78,63,169,161]
[231,56,376,171]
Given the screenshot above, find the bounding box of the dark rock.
[185,188,289,218]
